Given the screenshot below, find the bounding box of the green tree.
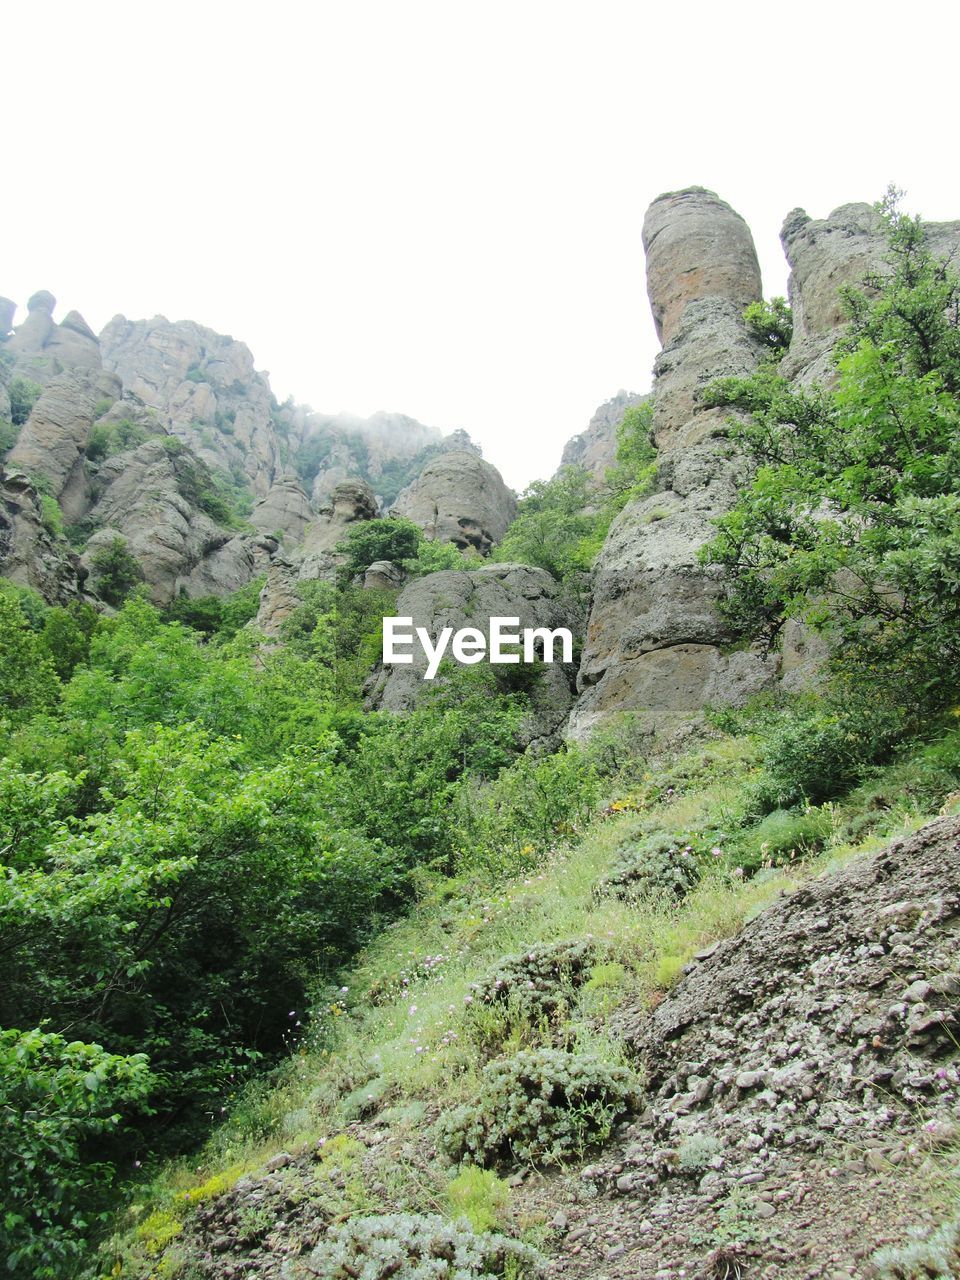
[0,1028,154,1278]
[0,594,60,725]
[8,375,42,425]
[335,516,423,586]
[89,537,145,607]
[700,192,960,705]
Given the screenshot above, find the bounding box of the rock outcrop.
[296,478,379,581]
[0,468,84,603]
[4,292,102,381]
[560,390,647,482]
[80,439,255,606]
[100,315,280,497]
[366,562,581,748]
[642,188,762,346]
[779,202,960,386]
[8,369,121,501]
[571,189,772,740]
[391,451,517,554]
[250,474,313,547]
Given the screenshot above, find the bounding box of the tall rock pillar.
[570,188,777,740]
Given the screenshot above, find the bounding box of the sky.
[5,1,959,490]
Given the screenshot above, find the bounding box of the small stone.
[549,1211,569,1232]
[616,1174,635,1193]
[736,1070,765,1090]
[755,1200,776,1219]
[606,1244,626,1260]
[567,1227,589,1244]
[264,1152,292,1171]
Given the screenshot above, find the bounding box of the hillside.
[2,184,960,1280]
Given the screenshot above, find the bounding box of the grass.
[97,717,960,1276]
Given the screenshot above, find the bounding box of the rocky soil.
[153,815,960,1279]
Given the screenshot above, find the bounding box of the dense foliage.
[0,572,588,1269]
[702,193,960,708]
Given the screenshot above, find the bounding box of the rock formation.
[0,467,84,603]
[366,563,582,748]
[100,315,280,497]
[4,291,102,381]
[571,189,773,740]
[79,439,255,606]
[391,451,517,554]
[560,390,647,482]
[250,474,313,547]
[8,369,121,501]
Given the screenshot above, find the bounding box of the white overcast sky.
[5,1,958,490]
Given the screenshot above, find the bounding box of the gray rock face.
[296,478,379,581]
[80,439,255,605]
[779,203,960,386]
[366,562,582,748]
[100,314,280,496]
[391,451,517,554]
[571,190,772,740]
[560,391,648,482]
[0,468,83,603]
[8,369,121,499]
[3,292,102,381]
[642,188,762,346]
[250,474,313,547]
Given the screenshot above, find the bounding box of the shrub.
[446,1167,510,1233]
[472,939,598,1023]
[0,1027,154,1279]
[455,746,600,878]
[291,1212,544,1279]
[90,536,145,607]
[8,374,42,425]
[436,1047,640,1167]
[595,832,702,902]
[335,517,424,586]
[743,296,793,351]
[677,1132,723,1174]
[39,493,64,536]
[0,417,18,453]
[731,806,832,872]
[871,1217,960,1279]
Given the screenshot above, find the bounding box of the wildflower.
[711,847,722,856]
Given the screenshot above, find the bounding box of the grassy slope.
[101,719,960,1275]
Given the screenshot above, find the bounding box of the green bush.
[335,517,424,586]
[89,536,145,607]
[291,1212,544,1279]
[446,1167,510,1233]
[436,1048,640,1167]
[0,417,19,453]
[0,1027,154,1279]
[454,746,600,878]
[595,832,702,902]
[8,374,42,425]
[472,939,598,1023]
[39,493,64,536]
[743,296,793,351]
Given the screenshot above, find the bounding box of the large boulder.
[391,451,517,554]
[250,473,313,548]
[366,562,581,748]
[571,189,773,740]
